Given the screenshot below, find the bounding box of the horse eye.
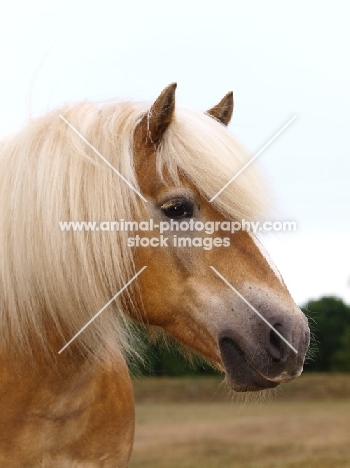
[161,201,193,219]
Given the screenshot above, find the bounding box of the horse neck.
[0,333,131,422]
[0,342,135,465]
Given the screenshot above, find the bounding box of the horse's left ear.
[138,83,177,146]
[206,91,234,126]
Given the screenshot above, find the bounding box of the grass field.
[130,374,350,468]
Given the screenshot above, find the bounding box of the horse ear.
[206,91,234,126]
[139,83,177,146]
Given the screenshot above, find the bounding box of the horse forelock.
[157,106,272,223]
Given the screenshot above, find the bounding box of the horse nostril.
[268,324,287,363]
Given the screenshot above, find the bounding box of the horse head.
[131,84,310,392]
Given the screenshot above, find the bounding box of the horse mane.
[0,99,270,364]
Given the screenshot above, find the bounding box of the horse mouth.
[219,336,279,392]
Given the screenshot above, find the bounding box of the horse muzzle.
[218,312,310,392]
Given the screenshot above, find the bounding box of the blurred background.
[1,1,349,466]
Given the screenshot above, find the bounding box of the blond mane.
[0,99,270,363]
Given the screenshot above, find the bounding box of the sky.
[1,0,349,306]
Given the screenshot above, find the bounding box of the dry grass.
[130,374,350,468]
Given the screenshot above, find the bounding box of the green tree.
[303,296,350,371]
[130,324,217,377]
[333,328,350,371]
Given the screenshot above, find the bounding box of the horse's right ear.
[138,83,177,146]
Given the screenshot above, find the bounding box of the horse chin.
[219,336,279,392]
[225,373,279,393]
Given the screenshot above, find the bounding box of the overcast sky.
[1,1,349,305]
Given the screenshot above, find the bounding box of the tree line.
[133,296,350,376]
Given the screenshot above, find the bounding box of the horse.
[0,83,310,466]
